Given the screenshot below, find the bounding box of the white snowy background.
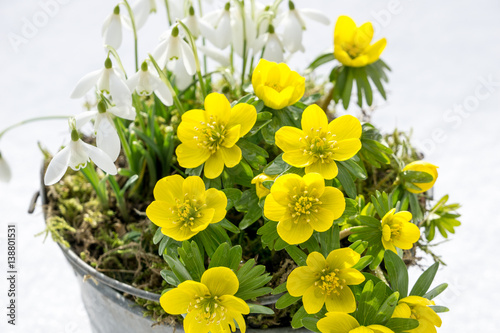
[0,0,499,332]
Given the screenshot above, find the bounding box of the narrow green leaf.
[423,283,448,300]
[248,304,275,315]
[384,250,409,297]
[373,291,400,324]
[285,246,308,266]
[275,292,300,309]
[410,262,439,296]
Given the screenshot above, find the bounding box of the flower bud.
[104,57,113,69]
[402,161,438,194]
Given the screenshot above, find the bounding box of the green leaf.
[342,68,354,109]
[385,318,419,331]
[236,190,262,230]
[410,262,439,297]
[239,139,269,170]
[153,227,164,245]
[160,269,179,286]
[208,242,230,268]
[263,154,291,175]
[373,291,400,324]
[178,241,205,281]
[285,245,308,266]
[218,219,240,234]
[272,282,287,295]
[352,255,373,271]
[429,305,449,313]
[248,304,275,315]
[337,163,357,199]
[423,283,448,300]
[339,159,367,180]
[308,52,336,70]
[384,250,409,297]
[402,170,434,183]
[163,255,193,283]
[257,220,280,250]
[275,292,300,309]
[186,164,203,176]
[302,317,320,332]
[291,306,308,328]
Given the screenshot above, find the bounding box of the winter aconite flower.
[251,173,277,199]
[403,161,439,194]
[44,119,117,186]
[146,175,227,241]
[333,16,387,67]
[275,105,362,179]
[381,209,420,253]
[251,59,305,110]
[317,312,394,333]
[263,173,345,245]
[392,296,442,333]
[287,249,365,314]
[160,267,250,333]
[176,93,257,179]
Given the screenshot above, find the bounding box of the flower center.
[315,268,346,296]
[194,116,227,154]
[173,198,203,230]
[344,43,364,59]
[265,82,284,92]
[188,295,228,326]
[301,131,339,164]
[289,187,321,223]
[382,219,403,241]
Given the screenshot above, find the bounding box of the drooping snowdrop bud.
[278,1,330,53]
[102,6,123,50]
[0,151,11,183]
[253,24,285,63]
[197,45,230,67]
[152,25,196,75]
[231,5,257,57]
[199,2,232,50]
[125,0,157,30]
[44,118,117,186]
[70,57,132,107]
[181,6,201,38]
[127,61,173,106]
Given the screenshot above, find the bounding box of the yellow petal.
[334,16,357,45]
[333,139,362,161]
[413,305,442,327]
[204,92,231,124]
[283,149,312,168]
[146,201,176,227]
[328,115,362,141]
[271,173,304,194]
[403,161,438,194]
[263,194,286,221]
[399,296,434,307]
[255,85,288,110]
[354,22,374,50]
[219,295,250,314]
[201,267,239,296]
[153,175,184,203]
[306,251,327,271]
[232,312,247,333]
[287,266,317,296]
[301,104,329,136]
[325,284,356,313]
[334,48,355,67]
[275,126,306,152]
[204,151,225,179]
[366,325,395,333]
[184,311,210,333]
[364,38,387,65]
[394,211,412,222]
[393,222,420,249]
[183,176,206,200]
[338,268,365,285]
[220,145,242,168]
[303,172,325,197]
[382,237,397,253]
[277,218,314,245]
[176,143,210,168]
[178,109,206,144]
[227,103,257,137]
[317,312,360,333]
[303,286,326,314]
[325,248,360,270]
[222,124,241,148]
[308,207,335,232]
[319,187,346,220]
[205,188,227,223]
[160,283,201,315]
[305,161,339,180]
[392,302,412,318]
[382,224,392,242]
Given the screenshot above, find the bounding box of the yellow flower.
[146,175,227,241]
[392,296,442,333]
[275,105,362,179]
[287,249,365,314]
[160,267,250,333]
[176,92,257,179]
[333,15,387,67]
[251,173,277,198]
[317,312,394,333]
[403,161,439,194]
[263,173,345,245]
[381,209,420,253]
[251,58,305,110]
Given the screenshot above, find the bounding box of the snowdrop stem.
[164,0,172,26]
[122,0,139,72]
[80,164,109,209]
[177,20,207,99]
[106,46,128,79]
[107,175,130,221]
[0,116,69,140]
[197,0,204,16]
[237,0,249,89]
[271,0,284,12]
[148,54,185,115]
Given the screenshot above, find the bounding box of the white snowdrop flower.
[231,6,257,57]
[127,0,157,30]
[70,57,132,107]
[74,100,135,162]
[197,45,230,67]
[278,1,330,53]
[44,119,117,186]
[0,152,11,183]
[152,25,196,75]
[253,25,285,63]
[199,2,233,50]
[102,6,123,50]
[171,58,193,91]
[127,61,173,106]
[181,6,201,39]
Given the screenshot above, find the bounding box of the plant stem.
[80,165,109,209]
[164,0,172,25]
[106,46,128,79]
[375,266,390,286]
[148,54,185,115]
[239,0,248,91]
[0,116,69,140]
[122,0,139,72]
